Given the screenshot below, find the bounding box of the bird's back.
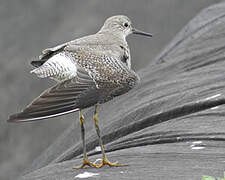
[8,32,139,122]
[32,32,134,84]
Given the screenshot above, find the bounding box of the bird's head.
[99,15,152,39]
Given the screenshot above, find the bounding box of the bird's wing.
[31,41,74,67]
[64,44,132,85]
[30,52,78,80]
[8,67,97,122]
[8,45,138,122]
[31,37,95,67]
[40,42,69,59]
[32,40,132,84]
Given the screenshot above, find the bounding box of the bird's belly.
[96,84,133,104]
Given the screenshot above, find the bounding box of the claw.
[73,158,99,169]
[96,157,128,168]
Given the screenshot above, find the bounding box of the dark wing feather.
[31,43,68,67]
[31,59,47,67]
[9,41,138,122]
[8,68,97,122]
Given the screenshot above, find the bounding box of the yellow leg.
[73,110,98,169]
[93,104,128,168]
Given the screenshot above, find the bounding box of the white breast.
[31,52,77,81]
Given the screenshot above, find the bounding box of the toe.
[96,157,128,168]
[73,158,99,169]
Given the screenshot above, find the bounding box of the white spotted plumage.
[30,52,77,81]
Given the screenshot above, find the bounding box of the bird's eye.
[124,22,129,27]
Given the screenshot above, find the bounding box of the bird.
[8,15,152,168]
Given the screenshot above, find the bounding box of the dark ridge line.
[109,130,182,145]
[109,132,225,147]
[58,98,225,162]
[109,132,225,148]
[88,135,225,157]
[102,98,225,147]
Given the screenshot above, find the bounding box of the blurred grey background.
[0,0,222,180]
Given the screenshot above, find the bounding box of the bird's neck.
[97,29,127,43]
[96,30,131,69]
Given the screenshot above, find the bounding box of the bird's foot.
[96,157,128,168]
[73,157,99,169]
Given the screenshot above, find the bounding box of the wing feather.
[8,43,139,122]
[8,67,97,122]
